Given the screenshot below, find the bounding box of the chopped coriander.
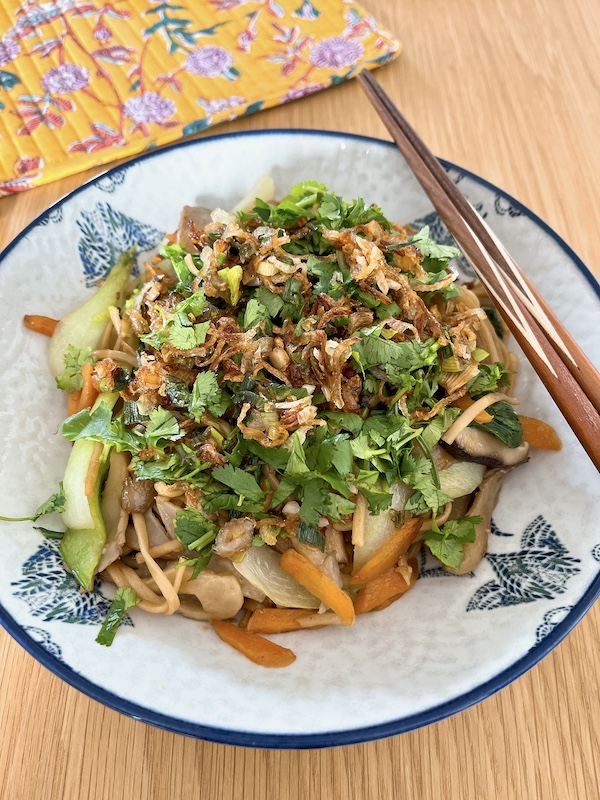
[96,587,140,647]
[422,516,482,570]
[55,345,97,392]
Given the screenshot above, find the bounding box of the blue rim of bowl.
[0,129,598,749]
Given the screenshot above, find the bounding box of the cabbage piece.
[352,482,409,574]
[438,462,485,499]
[232,545,320,609]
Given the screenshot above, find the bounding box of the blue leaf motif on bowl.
[467,515,581,611]
[23,625,64,662]
[38,207,64,226]
[76,202,163,288]
[96,168,129,194]
[11,539,133,628]
[534,606,572,644]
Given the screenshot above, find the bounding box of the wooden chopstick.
[358,69,600,472]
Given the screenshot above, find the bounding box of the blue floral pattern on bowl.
[11,540,133,628]
[467,516,581,611]
[77,201,163,287]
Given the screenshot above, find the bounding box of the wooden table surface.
[1,1,599,798]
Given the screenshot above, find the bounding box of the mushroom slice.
[98,451,130,572]
[154,499,180,539]
[445,468,510,575]
[444,427,529,468]
[176,205,212,253]
[181,569,244,620]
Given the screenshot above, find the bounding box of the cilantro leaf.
[173,508,219,552]
[0,484,66,523]
[323,412,364,435]
[55,345,97,392]
[354,470,393,514]
[254,286,284,318]
[144,408,184,446]
[353,332,440,374]
[160,243,202,290]
[299,480,328,526]
[467,362,511,398]
[96,587,140,647]
[406,226,461,262]
[402,454,451,516]
[243,299,271,331]
[189,371,230,420]
[280,277,305,322]
[167,320,210,350]
[422,515,482,570]
[211,464,265,502]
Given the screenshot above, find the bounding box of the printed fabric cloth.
[0,0,400,195]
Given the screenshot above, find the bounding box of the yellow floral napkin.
[0,0,399,195]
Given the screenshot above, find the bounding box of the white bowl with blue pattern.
[0,130,598,748]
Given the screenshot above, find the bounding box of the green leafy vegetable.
[189,371,230,420]
[422,516,482,570]
[405,226,461,263]
[0,484,66,523]
[174,508,219,552]
[472,401,523,448]
[211,464,265,502]
[96,587,140,647]
[243,298,271,331]
[55,345,97,392]
[467,362,511,398]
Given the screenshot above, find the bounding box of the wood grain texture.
[0,1,599,798]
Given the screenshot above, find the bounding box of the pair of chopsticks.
[358,70,600,472]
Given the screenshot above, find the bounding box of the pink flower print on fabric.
[93,22,112,42]
[124,92,176,124]
[198,96,246,116]
[0,37,21,67]
[282,82,327,102]
[310,36,364,69]
[42,64,89,94]
[185,46,233,77]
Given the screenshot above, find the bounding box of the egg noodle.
[21,179,559,666]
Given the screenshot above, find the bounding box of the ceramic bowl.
[0,130,598,747]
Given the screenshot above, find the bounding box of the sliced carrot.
[84,442,104,499]
[77,362,98,412]
[23,314,59,337]
[452,395,493,424]
[247,608,322,634]
[349,517,421,586]
[67,390,81,417]
[279,549,355,626]
[354,560,419,614]
[210,620,296,668]
[518,415,562,450]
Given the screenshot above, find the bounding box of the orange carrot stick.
[452,395,493,424]
[354,560,419,614]
[518,415,562,450]
[210,620,296,668]
[349,517,421,586]
[247,608,323,634]
[77,362,98,412]
[67,390,81,417]
[279,550,355,626]
[23,314,59,337]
